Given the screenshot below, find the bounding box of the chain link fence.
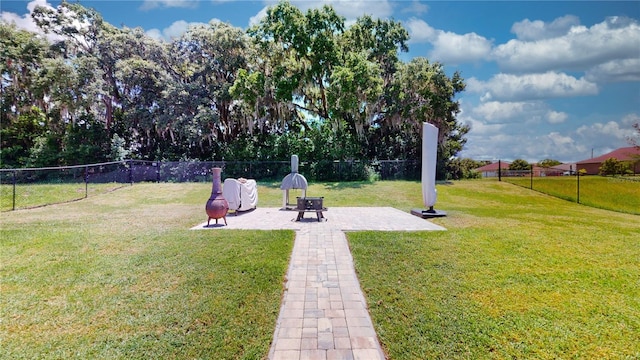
[1,159,420,211]
[498,167,640,215]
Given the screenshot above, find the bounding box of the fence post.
[128,159,133,185]
[498,160,502,181]
[530,164,534,189]
[12,170,17,211]
[84,166,89,198]
[577,171,580,204]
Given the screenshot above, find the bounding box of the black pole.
[84,166,89,198]
[12,170,17,211]
[530,164,533,189]
[498,160,502,181]
[577,170,580,204]
[128,159,133,185]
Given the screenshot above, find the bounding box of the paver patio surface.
[192,207,445,359]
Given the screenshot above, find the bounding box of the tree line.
[1,1,473,179]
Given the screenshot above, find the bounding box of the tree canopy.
[599,158,630,176]
[1,1,469,179]
[538,159,562,168]
[509,159,530,171]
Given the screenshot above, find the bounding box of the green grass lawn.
[349,180,640,359]
[1,183,294,359]
[504,175,640,215]
[1,180,639,359]
[0,182,129,212]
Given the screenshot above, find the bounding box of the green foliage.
[27,133,62,168]
[446,158,487,180]
[109,134,129,161]
[509,158,530,171]
[0,107,47,168]
[599,157,630,176]
[61,115,110,165]
[538,158,562,168]
[4,0,468,177]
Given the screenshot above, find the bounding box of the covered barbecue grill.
[280,155,308,209]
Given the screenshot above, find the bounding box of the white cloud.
[473,101,533,122]
[319,0,393,19]
[511,15,580,41]
[0,0,64,42]
[401,1,429,16]
[145,28,164,41]
[404,17,437,42]
[460,125,589,163]
[458,100,635,162]
[585,58,640,83]
[145,19,209,41]
[460,104,640,162]
[494,16,640,73]
[259,0,393,20]
[622,113,640,145]
[571,117,638,160]
[249,6,268,27]
[576,119,635,141]
[251,0,393,29]
[140,0,199,11]
[405,18,492,64]
[467,72,598,101]
[431,31,493,64]
[458,113,505,137]
[546,132,576,148]
[471,101,568,125]
[546,111,568,124]
[621,113,640,127]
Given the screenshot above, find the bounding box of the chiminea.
[205,167,229,226]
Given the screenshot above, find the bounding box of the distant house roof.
[475,161,511,172]
[577,146,640,164]
[550,163,575,172]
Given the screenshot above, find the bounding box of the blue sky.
[3,0,639,163]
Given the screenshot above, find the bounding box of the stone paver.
[191,207,446,231]
[269,225,385,360]
[191,207,445,359]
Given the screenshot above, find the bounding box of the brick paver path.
[269,226,385,360]
[193,207,445,359]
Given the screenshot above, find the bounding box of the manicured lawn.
[0,182,128,212]
[348,180,640,359]
[2,180,638,359]
[504,175,640,215]
[1,183,294,359]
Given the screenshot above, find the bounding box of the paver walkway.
[193,207,445,359]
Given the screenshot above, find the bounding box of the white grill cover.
[280,155,308,190]
[223,178,258,211]
[280,173,308,190]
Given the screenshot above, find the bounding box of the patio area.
[192,207,445,359]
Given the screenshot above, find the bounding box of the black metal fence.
[498,167,640,215]
[0,159,420,211]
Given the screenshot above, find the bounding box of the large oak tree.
[2,0,468,177]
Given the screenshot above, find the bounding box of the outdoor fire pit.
[295,197,326,222]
